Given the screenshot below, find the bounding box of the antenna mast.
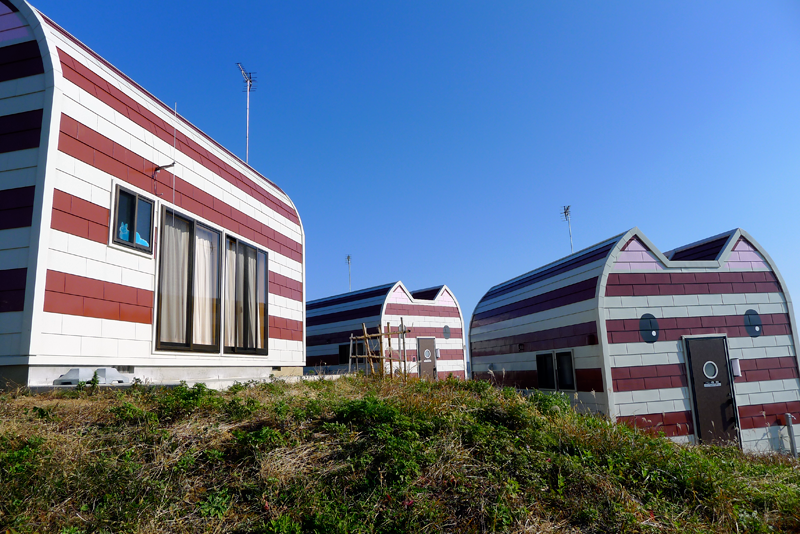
[346,255,352,292]
[236,63,255,163]
[561,205,573,254]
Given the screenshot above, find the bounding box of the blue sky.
[33,0,800,326]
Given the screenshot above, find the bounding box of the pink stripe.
[605,313,791,344]
[384,303,460,318]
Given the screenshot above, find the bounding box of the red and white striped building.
[306,282,467,379]
[0,0,305,387]
[470,228,799,452]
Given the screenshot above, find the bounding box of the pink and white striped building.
[0,0,305,388]
[306,282,467,379]
[470,228,799,452]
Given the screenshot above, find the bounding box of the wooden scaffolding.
[348,319,412,379]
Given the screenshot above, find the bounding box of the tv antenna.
[346,255,352,292]
[236,63,256,163]
[561,205,573,254]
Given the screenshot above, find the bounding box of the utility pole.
[346,255,352,292]
[236,63,255,163]
[561,205,573,254]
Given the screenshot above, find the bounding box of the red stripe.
[605,313,791,344]
[0,185,34,230]
[0,108,42,154]
[384,303,460,318]
[307,304,382,327]
[267,315,303,342]
[470,321,598,358]
[612,364,688,392]
[617,411,694,437]
[0,267,26,313]
[0,42,43,84]
[44,269,303,338]
[268,271,303,302]
[308,349,465,368]
[397,348,465,361]
[308,327,463,347]
[473,277,598,328]
[482,243,613,301]
[57,115,304,265]
[472,367,603,392]
[739,401,800,430]
[612,356,799,392]
[56,48,299,225]
[44,270,152,323]
[605,271,781,297]
[51,189,109,244]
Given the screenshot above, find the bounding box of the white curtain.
[224,240,265,351]
[257,251,267,349]
[160,215,190,344]
[224,239,236,348]
[192,226,219,346]
[245,246,257,348]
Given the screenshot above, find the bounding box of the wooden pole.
[387,322,393,377]
[401,318,407,381]
[348,334,354,374]
[362,323,375,376]
[378,323,385,379]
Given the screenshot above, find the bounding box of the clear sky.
[31,0,800,330]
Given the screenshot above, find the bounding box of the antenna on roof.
[346,255,352,292]
[561,205,573,254]
[236,63,256,164]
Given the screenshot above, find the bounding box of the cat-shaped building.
[307,282,467,379]
[0,0,305,387]
[470,228,799,452]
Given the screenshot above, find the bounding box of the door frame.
[681,334,742,446]
[417,336,438,380]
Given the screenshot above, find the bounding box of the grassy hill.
[1,376,799,533]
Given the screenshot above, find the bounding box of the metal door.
[418,338,436,380]
[685,337,738,444]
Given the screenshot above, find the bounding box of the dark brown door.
[685,337,738,444]
[418,338,436,380]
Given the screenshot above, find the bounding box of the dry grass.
[1,377,799,533]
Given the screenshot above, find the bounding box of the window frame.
[111,185,155,254]
[223,236,269,356]
[155,207,222,353]
[536,349,577,392]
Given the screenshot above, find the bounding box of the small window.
[224,237,269,355]
[556,351,575,390]
[113,186,154,253]
[536,353,556,390]
[537,350,576,391]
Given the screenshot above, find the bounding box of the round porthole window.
[424,349,432,360]
[639,313,659,343]
[703,361,719,380]
[744,309,762,338]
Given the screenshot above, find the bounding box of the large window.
[113,186,154,253]
[224,237,268,355]
[536,350,576,391]
[156,209,221,352]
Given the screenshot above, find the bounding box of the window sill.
[108,240,154,260]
